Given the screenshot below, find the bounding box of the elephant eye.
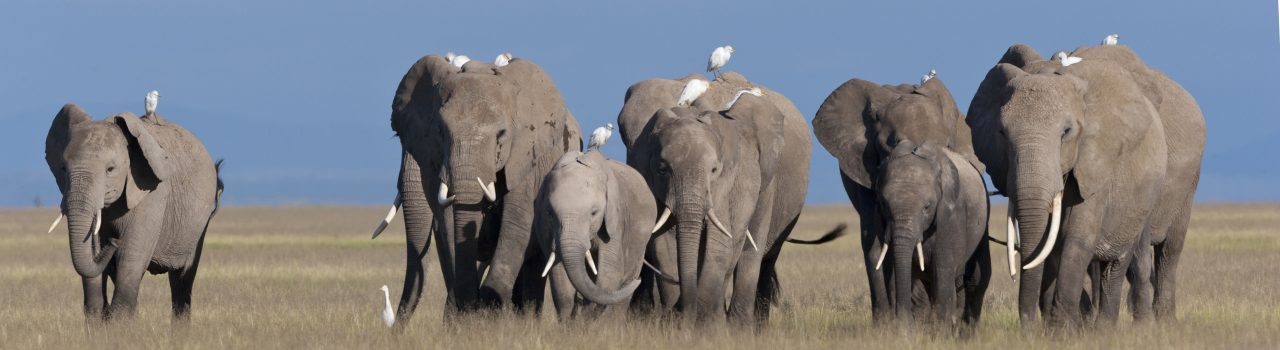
[107,166,115,173]
[591,208,599,216]
[1062,125,1072,138]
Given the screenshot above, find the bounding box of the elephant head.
[536,151,653,305]
[45,104,170,278]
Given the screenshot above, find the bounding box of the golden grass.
[0,204,1276,349]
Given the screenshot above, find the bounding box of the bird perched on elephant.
[621,72,812,327]
[968,43,1204,327]
[44,102,222,321]
[812,73,983,321]
[532,151,653,320]
[378,53,582,324]
[874,141,991,328]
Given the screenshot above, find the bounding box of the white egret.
[494,52,513,67]
[379,285,395,328]
[445,52,457,63]
[1056,52,1083,67]
[706,45,734,79]
[452,55,471,68]
[723,87,763,110]
[920,69,937,85]
[144,90,159,117]
[1103,34,1119,45]
[675,79,710,107]
[588,123,614,150]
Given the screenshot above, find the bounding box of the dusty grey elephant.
[623,72,811,326]
[968,44,1204,327]
[44,103,222,321]
[532,151,653,320]
[812,75,983,320]
[874,141,990,327]
[383,54,582,323]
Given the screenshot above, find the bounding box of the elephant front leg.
[480,191,535,308]
[728,239,764,327]
[81,274,108,321]
[845,179,890,320]
[547,261,576,321]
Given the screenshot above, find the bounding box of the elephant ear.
[46,103,93,193]
[391,54,454,163]
[617,79,686,148]
[604,159,655,244]
[813,79,897,188]
[1070,63,1159,201]
[966,63,1025,194]
[113,112,174,209]
[722,94,785,188]
[918,77,984,172]
[497,58,572,195]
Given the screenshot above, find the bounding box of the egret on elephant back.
[144,90,159,117]
[1103,34,1120,45]
[588,123,613,150]
[675,79,709,107]
[920,69,937,85]
[706,45,734,79]
[494,52,513,67]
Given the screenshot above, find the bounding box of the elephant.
[812,75,983,320]
[44,103,223,321]
[622,72,811,327]
[874,141,990,327]
[532,151,653,320]
[967,43,1204,327]
[382,54,582,324]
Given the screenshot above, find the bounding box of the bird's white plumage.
[1102,34,1119,45]
[676,79,710,107]
[494,52,513,67]
[1057,52,1083,67]
[706,45,734,77]
[723,87,763,110]
[144,90,159,116]
[444,52,457,63]
[588,123,614,150]
[451,55,471,68]
[379,285,395,327]
[920,69,937,85]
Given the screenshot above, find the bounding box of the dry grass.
[0,204,1276,349]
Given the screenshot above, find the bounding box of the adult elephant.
[44,104,223,321]
[623,72,811,327]
[967,44,1204,326]
[811,75,982,320]
[381,54,582,324]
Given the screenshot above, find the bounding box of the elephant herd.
[41,40,1203,333]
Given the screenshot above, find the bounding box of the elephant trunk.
[559,218,639,305]
[449,161,488,307]
[673,177,707,315]
[1011,140,1060,270]
[64,171,114,278]
[891,222,919,322]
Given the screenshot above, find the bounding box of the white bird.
[706,45,735,79]
[451,55,471,68]
[589,123,614,150]
[1102,34,1119,46]
[723,87,763,110]
[494,52,513,67]
[144,90,160,117]
[920,69,937,85]
[1056,51,1083,67]
[379,285,395,328]
[675,79,710,107]
[444,52,457,63]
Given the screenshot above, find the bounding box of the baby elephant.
[45,103,222,321]
[875,141,990,327]
[534,151,652,320]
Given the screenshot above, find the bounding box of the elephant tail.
[212,159,225,218]
[785,224,848,245]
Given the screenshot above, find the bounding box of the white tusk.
[371,194,402,239]
[542,252,556,278]
[916,241,925,271]
[874,243,889,271]
[706,210,733,238]
[1023,191,1063,270]
[745,229,759,251]
[651,207,672,234]
[437,182,455,207]
[47,213,64,234]
[477,178,497,202]
[479,260,490,282]
[1007,203,1019,278]
[90,209,102,240]
[586,250,598,276]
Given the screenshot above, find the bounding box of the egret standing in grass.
[494,52,513,67]
[1056,51,1083,67]
[451,55,471,68]
[144,90,160,117]
[920,69,937,85]
[675,79,710,107]
[588,123,613,151]
[379,285,395,327]
[706,45,734,79]
[1103,34,1119,45]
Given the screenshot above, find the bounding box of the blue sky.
[1,1,1276,206]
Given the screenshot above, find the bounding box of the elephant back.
[616,74,704,148]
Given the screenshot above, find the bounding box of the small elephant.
[533,151,653,320]
[874,141,990,327]
[44,103,222,321]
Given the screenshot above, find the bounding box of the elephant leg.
[629,267,656,315]
[1096,257,1130,326]
[652,233,681,310]
[548,261,575,321]
[753,217,795,328]
[1127,229,1154,322]
[844,174,890,320]
[397,152,436,325]
[479,191,535,308]
[728,240,763,327]
[961,242,991,327]
[168,232,206,322]
[1153,212,1189,321]
[929,262,956,325]
[511,252,547,314]
[82,275,108,320]
[1047,233,1096,328]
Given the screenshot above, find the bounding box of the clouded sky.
[1,0,1276,206]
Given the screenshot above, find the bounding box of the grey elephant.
[381,54,582,323]
[44,103,222,321]
[874,141,990,327]
[623,72,811,326]
[532,151,652,320]
[812,75,983,320]
[968,44,1204,326]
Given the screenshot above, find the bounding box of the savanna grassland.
[0,204,1276,349]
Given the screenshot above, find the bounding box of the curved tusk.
[916,241,926,271]
[1007,203,1019,278]
[371,194,402,239]
[745,229,759,251]
[586,250,598,276]
[1023,191,1063,270]
[89,209,102,241]
[437,182,455,207]
[47,213,64,234]
[651,207,672,234]
[643,260,678,283]
[874,243,889,271]
[476,178,497,202]
[706,210,732,238]
[541,252,556,278]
